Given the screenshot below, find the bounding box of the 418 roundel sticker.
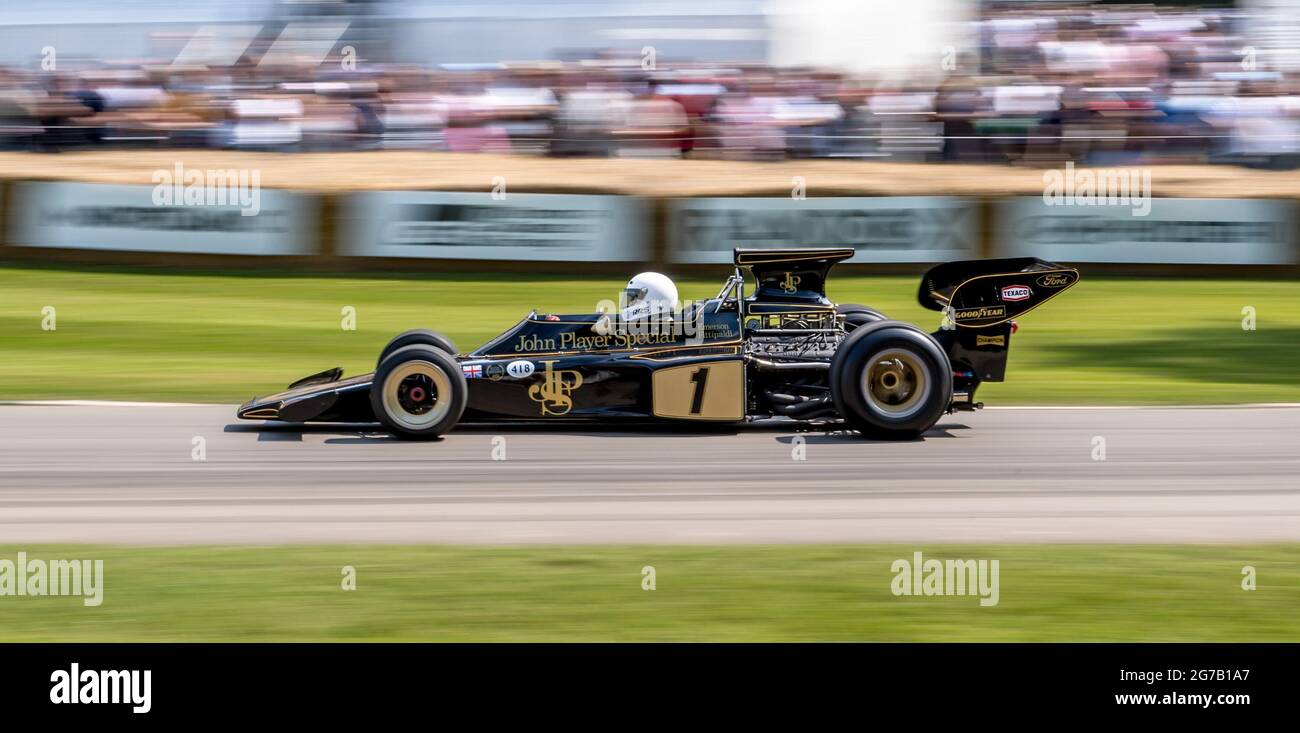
[506,360,536,379]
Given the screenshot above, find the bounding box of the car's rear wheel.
[837,303,887,332]
[830,321,951,439]
[376,329,457,369]
[370,345,467,439]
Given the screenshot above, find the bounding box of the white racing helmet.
[620,272,678,321]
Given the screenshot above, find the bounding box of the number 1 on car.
[689,367,710,415]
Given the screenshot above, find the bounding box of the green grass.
[0,263,1297,403]
[0,544,1295,641]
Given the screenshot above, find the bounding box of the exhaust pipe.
[746,355,830,372]
[764,390,836,419]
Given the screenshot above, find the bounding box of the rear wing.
[919,258,1079,328]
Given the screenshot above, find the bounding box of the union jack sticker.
[462,363,483,379]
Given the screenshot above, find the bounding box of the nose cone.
[237,397,281,420]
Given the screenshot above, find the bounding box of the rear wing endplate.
[919,258,1080,328]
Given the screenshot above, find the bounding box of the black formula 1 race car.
[238,248,1079,440]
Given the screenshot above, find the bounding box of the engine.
[743,310,845,361]
[742,309,844,420]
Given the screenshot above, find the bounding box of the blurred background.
[4,0,1296,403]
[2,0,1300,167]
[0,2,1298,646]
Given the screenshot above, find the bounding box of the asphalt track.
[0,404,1297,544]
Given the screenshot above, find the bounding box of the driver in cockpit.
[592,272,678,336]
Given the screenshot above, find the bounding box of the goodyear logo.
[955,305,1006,321]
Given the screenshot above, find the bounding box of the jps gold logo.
[779,272,802,294]
[528,360,584,416]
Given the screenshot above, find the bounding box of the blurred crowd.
[964,3,1300,168]
[2,3,1298,167]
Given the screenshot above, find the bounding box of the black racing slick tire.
[829,321,952,440]
[837,303,887,332]
[376,329,457,369]
[370,345,467,439]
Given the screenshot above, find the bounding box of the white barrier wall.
[8,181,1300,266]
[10,181,317,256]
[996,198,1298,265]
[665,196,977,264]
[341,191,650,262]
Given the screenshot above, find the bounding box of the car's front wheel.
[370,345,467,439]
[376,329,457,369]
[830,321,951,440]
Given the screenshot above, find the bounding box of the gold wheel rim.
[381,360,453,430]
[862,348,930,419]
